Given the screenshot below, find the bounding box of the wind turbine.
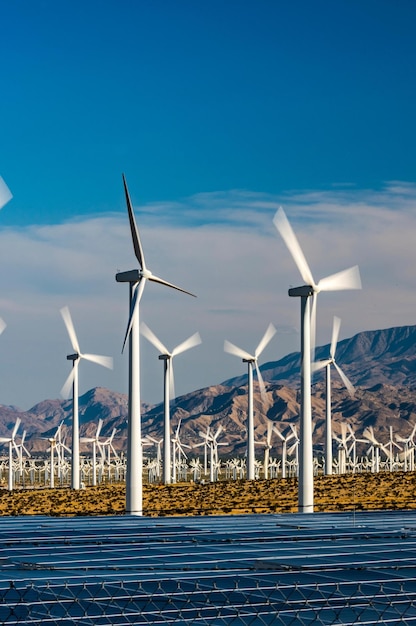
[273,425,296,479]
[273,207,361,513]
[259,420,274,480]
[313,316,355,475]
[0,176,12,210]
[60,306,113,490]
[0,418,20,491]
[116,174,196,515]
[363,426,387,473]
[224,323,276,480]
[80,419,104,487]
[171,419,191,483]
[41,421,64,488]
[140,322,201,484]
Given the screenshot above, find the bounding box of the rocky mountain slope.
[1,325,415,457]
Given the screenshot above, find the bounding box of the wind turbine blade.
[12,418,21,440]
[172,332,201,357]
[149,274,196,298]
[340,422,348,445]
[82,353,113,369]
[169,358,175,401]
[255,361,267,401]
[122,174,146,270]
[330,316,341,359]
[60,306,81,354]
[0,318,6,336]
[333,361,355,397]
[96,419,103,439]
[214,425,223,440]
[363,427,377,446]
[224,340,253,361]
[311,358,331,373]
[310,293,317,361]
[266,421,273,446]
[122,278,146,352]
[317,265,362,292]
[140,322,169,355]
[61,367,75,399]
[273,425,284,441]
[273,207,315,287]
[255,323,276,358]
[0,177,12,210]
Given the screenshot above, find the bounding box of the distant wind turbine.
[312,316,355,475]
[140,321,201,484]
[273,207,361,512]
[116,174,196,515]
[0,418,20,491]
[60,306,113,490]
[224,323,276,480]
[80,419,104,487]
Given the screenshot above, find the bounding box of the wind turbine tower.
[224,324,276,480]
[273,208,361,512]
[313,316,355,475]
[60,306,113,490]
[116,175,196,515]
[141,321,201,484]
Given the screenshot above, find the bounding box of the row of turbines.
[1,413,416,491]
[0,175,363,515]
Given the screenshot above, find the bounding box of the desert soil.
[0,472,414,516]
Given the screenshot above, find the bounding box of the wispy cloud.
[0,181,414,410]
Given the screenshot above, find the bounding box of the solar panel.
[1,511,416,623]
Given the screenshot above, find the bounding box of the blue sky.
[0,1,415,410]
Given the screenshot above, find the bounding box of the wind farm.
[1,1,416,620]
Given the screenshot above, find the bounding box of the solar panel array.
[1,510,416,623]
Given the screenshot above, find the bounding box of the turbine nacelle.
[116,269,141,283]
[66,353,79,362]
[288,285,314,298]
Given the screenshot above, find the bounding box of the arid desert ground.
[0,472,414,516]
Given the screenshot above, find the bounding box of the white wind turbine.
[260,421,274,480]
[224,323,276,480]
[396,424,416,472]
[195,426,211,475]
[116,175,196,515]
[171,418,191,483]
[0,418,20,491]
[273,207,361,512]
[273,425,296,479]
[208,425,225,482]
[140,322,201,484]
[80,419,104,487]
[41,421,64,488]
[60,306,113,491]
[313,316,355,476]
[0,176,12,210]
[363,426,387,473]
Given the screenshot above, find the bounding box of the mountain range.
[1,324,416,458]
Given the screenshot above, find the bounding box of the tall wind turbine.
[224,323,276,480]
[273,208,361,512]
[60,306,113,490]
[312,316,355,475]
[0,176,12,210]
[116,174,196,515]
[140,321,201,484]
